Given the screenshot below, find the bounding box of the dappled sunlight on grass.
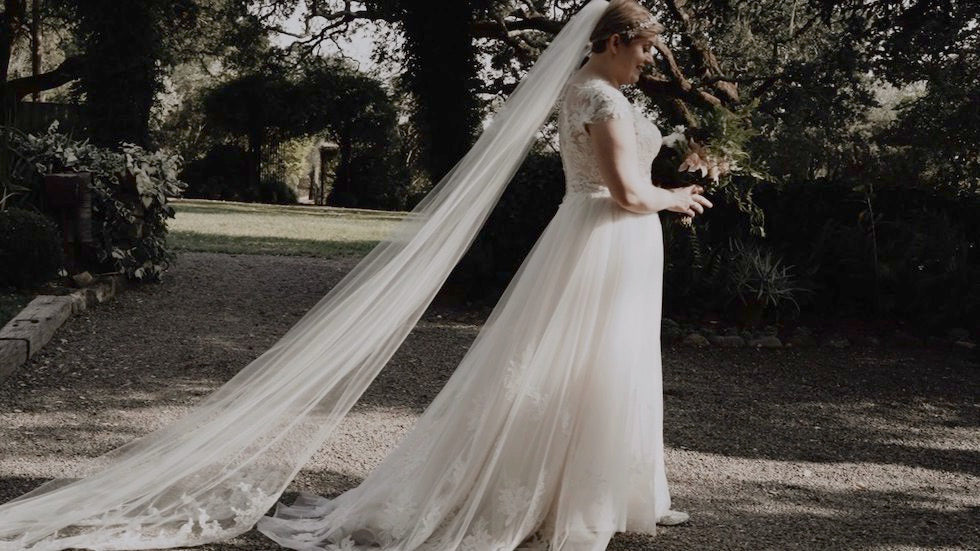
[166,198,412,258]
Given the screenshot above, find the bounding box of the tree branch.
[6,53,85,100]
[471,12,563,37]
[649,37,723,110]
[665,0,739,105]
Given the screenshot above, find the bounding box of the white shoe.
[656,510,690,526]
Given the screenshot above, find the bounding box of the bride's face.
[607,34,657,85]
[625,36,657,84]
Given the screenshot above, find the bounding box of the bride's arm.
[587,119,712,217]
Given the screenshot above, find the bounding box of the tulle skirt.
[257,189,670,551]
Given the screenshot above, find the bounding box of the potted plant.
[725,238,808,328]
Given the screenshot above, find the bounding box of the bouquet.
[663,128,736,184]
[651,104,770,235]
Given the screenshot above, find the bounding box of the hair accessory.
[620,14,662,42]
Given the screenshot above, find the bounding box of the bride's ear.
[608,33,622,54]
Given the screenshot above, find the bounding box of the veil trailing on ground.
[0,1,610,550]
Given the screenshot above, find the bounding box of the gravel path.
[1,251,977,551]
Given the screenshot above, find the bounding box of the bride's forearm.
[612,183,675,214]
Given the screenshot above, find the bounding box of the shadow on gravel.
[631,484,979,551]
[1,253,976,550]
[0,476,50,504]
[663,346,980,476]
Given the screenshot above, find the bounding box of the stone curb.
[0,274,127,382]
[667,331,976,351]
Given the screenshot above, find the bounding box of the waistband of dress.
[562,188,612,200]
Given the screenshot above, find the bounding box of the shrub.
[0,207,64,289]
[447,150,565,303]
[257,177,298,205]
[180,146,298,205]
[662,221,729,316]
[179,144,250,201]
[1,122,186,281]
[758,180,980,328]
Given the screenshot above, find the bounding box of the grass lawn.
[166,198,413,258]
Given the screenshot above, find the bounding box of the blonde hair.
[589,0,664,53]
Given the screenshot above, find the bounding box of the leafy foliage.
[654,100,771,236]
[67,0,193,147]
[757,179,980,328]
[196,57,412,209]
[724,237,808,319]
[2,123,185,281]
[376,0,484,183]
[179,144,250,201]
[0,206,64,289]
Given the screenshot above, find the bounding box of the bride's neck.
[577,56,624,88]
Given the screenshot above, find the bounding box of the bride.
[0,1,711,550]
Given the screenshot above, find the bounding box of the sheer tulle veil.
[0,1,610,549]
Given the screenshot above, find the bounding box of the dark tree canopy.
[199,57,411,209]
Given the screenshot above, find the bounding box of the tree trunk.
[0,0,26,125]
[400,0,481,185]
[248,129,263,194]
[76,0,162,148]
[30,0,38,102]
[328,128,355,207]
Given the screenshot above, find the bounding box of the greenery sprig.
[655,101,772,237]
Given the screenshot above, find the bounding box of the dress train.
[258,187,671,551]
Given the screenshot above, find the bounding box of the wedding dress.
[257,76,671,551]
[0,2,672,550]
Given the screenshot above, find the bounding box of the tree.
[201,57,411,209]
[202,67,301,189]
[300,57,412,209]
[0,0,84,115]
[1,0,265,142]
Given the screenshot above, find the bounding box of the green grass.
[166,198,413,258]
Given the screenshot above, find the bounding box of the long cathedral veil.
[0,1,610,550]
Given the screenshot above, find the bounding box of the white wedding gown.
[257,75,671,551]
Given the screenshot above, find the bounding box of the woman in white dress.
[257,1,712,550]
[0,1,710,550]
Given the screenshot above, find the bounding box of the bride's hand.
[666,185,713,218]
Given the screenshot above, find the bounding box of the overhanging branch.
[5,54,85,101]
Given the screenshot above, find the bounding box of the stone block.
[0,295,73,358]
[948,328,970,341]
[84,282,113,306]
[682,333,710,348]
[749,335,783,348]
[0,339,28,380]
[661,320,684,343]
[67,290,89,314]
[109,274,128,294]
[787,333,817,347]
[822,335,850,348]
[709,335,745,348]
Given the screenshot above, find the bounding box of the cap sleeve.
[570,82,632,129]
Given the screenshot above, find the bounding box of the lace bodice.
[557,77,662,197]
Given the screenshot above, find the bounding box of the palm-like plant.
[726,238,809,326]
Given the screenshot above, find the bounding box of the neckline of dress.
[565,74,622,92]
